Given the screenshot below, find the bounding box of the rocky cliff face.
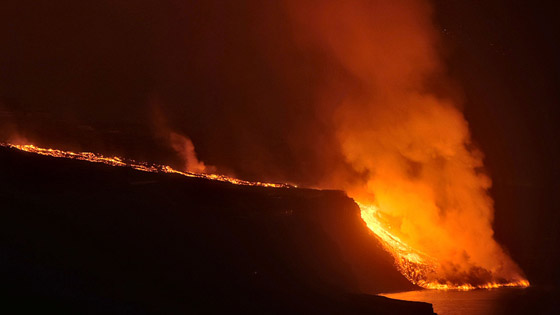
[0,147,432,314]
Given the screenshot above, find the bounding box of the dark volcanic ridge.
[0,146,433,314]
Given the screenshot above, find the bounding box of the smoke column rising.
[284,0,525,286]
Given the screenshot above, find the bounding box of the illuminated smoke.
[168,132,212,174]
[151,101,215,174]
[283,0,527,287]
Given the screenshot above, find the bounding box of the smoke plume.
[282,0,525,286]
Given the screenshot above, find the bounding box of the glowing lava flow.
[359,202,530,290]
[1,143,529,290]
[1,143,290,188]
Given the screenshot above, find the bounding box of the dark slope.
[0,147,430,314]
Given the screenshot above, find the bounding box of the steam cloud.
[0,0,526,285]
[283,0,525,285]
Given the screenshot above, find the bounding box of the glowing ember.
[1,142,529,290]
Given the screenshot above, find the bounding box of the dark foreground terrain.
[0,147,434,314]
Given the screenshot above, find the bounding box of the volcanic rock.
[0,146,433,314]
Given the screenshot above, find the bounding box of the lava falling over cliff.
[0,140,529,290]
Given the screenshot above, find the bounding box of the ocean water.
[380,287,557,315]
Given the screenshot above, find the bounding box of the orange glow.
[0,0,532,294]
[284,0,529,290]
[359,202,529,290]
[1,143,290,188]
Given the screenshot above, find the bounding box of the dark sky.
[1,0,558,285]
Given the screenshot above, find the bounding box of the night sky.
[1,0,559,286]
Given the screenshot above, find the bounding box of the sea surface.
[380,286,558,315]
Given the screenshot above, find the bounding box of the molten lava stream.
[358,202,530,290]
[1,143,290,188]
[1,142,529,290]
